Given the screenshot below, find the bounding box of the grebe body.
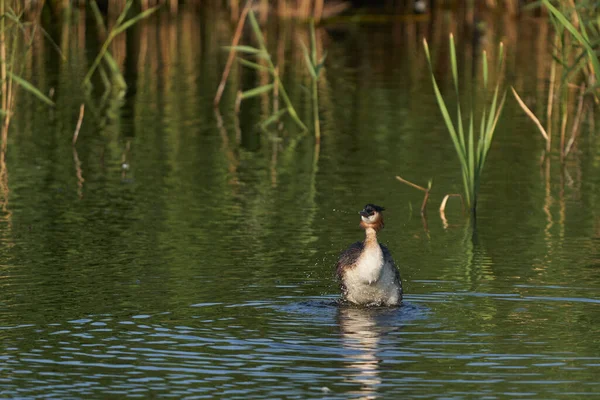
[336,204,402,306]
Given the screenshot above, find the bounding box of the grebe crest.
[336,204,403,307]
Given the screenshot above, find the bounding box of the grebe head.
[359,204,385,231]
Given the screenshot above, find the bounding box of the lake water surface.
[1,5,599,399]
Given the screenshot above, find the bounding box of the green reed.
[83,0,160,92]
[0,0,54,143]
[229,9,307,131]
[543,0,598,160]
[543,0,599,94]
[423,34,506,215]
[513,1,598,163]
[299,19,326,142]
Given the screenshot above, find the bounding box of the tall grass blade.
[461,170,471,209]
[468,112,474,194]
[89,0,107,35]
[7,71,54,106]
[423,39,467,168]
[315,52,327,76]
[261,108,288,128]
[310,19,317,66]
[449,34,458,93]
[102,51,127,90]
[115,0,134,27]
[542,0,600,78]
[488,91,507,144]
[245,10,307,131]
[449,34,466,156]
[299,40,317,79]
[423,35,506,214]
[240,83,273,99]
[224,45,264,55]
[497,43,504,75]
[247,10,266,50]
[83,1,159,88]
[238,58,270,72]
[482,51,488,89]
[478,109,486,169]
[113,5,160,35]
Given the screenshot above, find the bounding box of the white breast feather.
[356,245,383,284]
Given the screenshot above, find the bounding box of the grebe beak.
[359,210,370,217]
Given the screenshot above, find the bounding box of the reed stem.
[214,0,252,107]
[395,175,431,215]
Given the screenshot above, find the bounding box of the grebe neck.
[364,227,379,246]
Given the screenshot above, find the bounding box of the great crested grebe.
[336,204,403,306]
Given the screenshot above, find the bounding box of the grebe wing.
[381,244,402,284]
[336,241,363,278]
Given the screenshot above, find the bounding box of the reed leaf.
[102,51,127,90]
[261,108,288,128]
[247,10,306,131]
[223,9,311,132]
[89,0,107,35]
[7,71,54,106]
[315,52,327,76]
[299,40,317,79]
[468,112,474,195]
[83,1,160,88]
[449,34,466,156]
[247,10,266,50]
[115,0,134,27]
[423,40,467,169]
[224,45,265,55]
[113,5,161,35]
[240,84,274,99]
[237,58,270,72]
[423,35,506,214]
[542,0,600,78]
[482,52,488,89]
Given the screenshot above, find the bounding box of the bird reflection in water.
[337,305,401,399]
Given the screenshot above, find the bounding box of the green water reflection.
[0,4,599,399]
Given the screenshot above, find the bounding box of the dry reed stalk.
[259,0,268,24]
[230,0,239,22]
[299,0,312,20]
[214,0,252,107]
[72,104,85,145]
[0,0,11,151]
[564,84,585,158]
[511,87,550,151]
[395,175,431,215]
[169,0,177,13]
[566,0,579,30]
[546,35,558,145]
[314,0,323,22]
[0,0,7,116]
[505,0,517,15]
[439,193,464,229]
[278,0,288,18]
[559,101,568,163]
[439,194,464,212]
